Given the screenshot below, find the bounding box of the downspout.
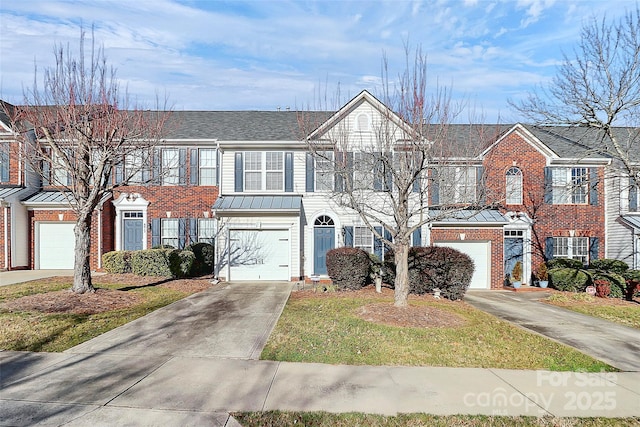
[2,202,8,270]
[97,206,102,270]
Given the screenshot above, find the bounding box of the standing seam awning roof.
[0,187,26,199]
[430,209,508,224]
[213,195,302,212]
[620,215,640,230]
[22,191,72,204]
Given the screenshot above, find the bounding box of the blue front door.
[504,237,524,280]
[314,227,335,275]
[124,219,144,251]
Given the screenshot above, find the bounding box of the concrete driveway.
[0,270,74,286]
[465,290,640,372]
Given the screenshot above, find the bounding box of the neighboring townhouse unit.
[0,92,633,290]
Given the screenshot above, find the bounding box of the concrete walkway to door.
[465,290,640,372]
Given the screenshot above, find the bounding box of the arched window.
[506,167,523,204]
[314,215,334,226]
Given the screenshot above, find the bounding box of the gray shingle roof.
[213,195,302,211]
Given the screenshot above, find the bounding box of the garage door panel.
[434,241,490,289]
[229,229,290,281]
[38,223,75,269]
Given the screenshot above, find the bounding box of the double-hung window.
[550,167,588,204]
[552,237,589,264]
[440,166,476,204]
[162,149,180,185]
[315,151,334,191]
[125,151,144,184]
[197,218,216,245]
[243,152,284,191]
[354,226,373,253]
[199,149,217,185]
[52,151,69,186]
[161,219,179,248]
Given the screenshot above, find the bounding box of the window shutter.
[115,160,124,185]
[412,227,422,247]
[190,149,199,185]
[64,148,73,186]
[152,149,161,185]
[151,219,161,247]
[346,152,353,192]
[373,152,383,191]
[429,168,439,206]
[544,167,553,204]
[384,228,392,252]
[545,237,554,261]
[142,149,151,184]
[589,237,599,262]
[476,166,485,204]
[305,152,314,192]
[629,177,638,212]
[179,148,187,185]
[385,152,393,191]
[0,145,9,182]
[374,226,383,259]
[412,171,420,193]
[344,226,353,247]
[234,152,243,192]
[215,149,220,186]
[178,218,187,249]
[42,159,50,186]
[589,168,598,206]
[284,152,294,192]
[335,152,344,192]
[189,218,198,245]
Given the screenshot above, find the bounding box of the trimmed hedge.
[548,267,590,292]
[185,242,214,276]
[130,249,182,277]
[384,246,475,301]
[102,250,132,274]
[547,258,584,269]
[590,259,629,275]
[326,247,370,290]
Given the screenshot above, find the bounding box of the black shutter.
[346,152,353,192]
[0,144,9,182]
[476,166,485,204]
[544,167,553,204]
[373,152,383,191]
[115,160,124,185]
[629,177,638,212]
[589,168,598,206]
[430,168,439,206]
[178,218,187,249]
[152,149,161,185]
[142,149,151,184]
[151,219,161,247]
[190,149,199,185]
[374,226,383,259]
[412,227,422,247]
[344,226,353,246]
[383,228,392,252]
[285,152,294,192]
[305,152,314,192]
[234,152,243,192]
[42,159,51,186]
[385,152,393,191]
[335,152,344,192]
[589,237,599,262]
[545,237,554,261]
[179,148,187,185]
[189,218,198,245]
[412,171,420,193]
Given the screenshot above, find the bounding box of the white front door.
[434,241,491,289]
[228,229,290,280]
[37,222,75,269]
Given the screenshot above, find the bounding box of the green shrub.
[131,249,182,277]
[384,246,475,301]
[177,250,195,278]
[547,258,584,269]
[589,259,629,274]
[548,267,590,292]
[102,250,132,274]
[185,242,214,276]
[623,270,640,301]
[326,247,370,290]
[588,271,625,298]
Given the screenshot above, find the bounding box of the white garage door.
[38,222,75,269]
[434,241,490,289]
[229,229,290,281]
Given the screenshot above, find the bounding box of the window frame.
[505,167,523,205]
[353,226,374,253]
[161,148,180,185]
[440,166,477,204]
[315,151,334,192]
[243,151,284,191]
[551,167,589,205]
[161,218,179,248]
[552,236,589,264]
[197,218,216,245]
[198,148,217,186]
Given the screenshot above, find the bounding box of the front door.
[314,227,334,275]
[504,233,524,282]
[123,212,144,251]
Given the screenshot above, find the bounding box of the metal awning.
[620,215,640,230]
[430,209,508,225]
[213,195,302,213]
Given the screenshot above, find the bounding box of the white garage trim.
[434,241,491,289]
[228,228,290,281]
[36,222,75,269]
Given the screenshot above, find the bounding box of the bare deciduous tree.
[8,29,170,294]
[299,48,497,307]
[512,8,640,185]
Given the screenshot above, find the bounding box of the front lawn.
[543,293,640,329]
[0,274,212,352]
[261,287,614,372]
[234,411,640,427]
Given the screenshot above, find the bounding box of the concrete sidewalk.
[1,283,639,426]
[465,290,640,372]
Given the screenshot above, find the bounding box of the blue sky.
[0,0,633,122]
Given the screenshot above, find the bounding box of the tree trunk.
[72,213,94,294]
[394,243,410,307]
